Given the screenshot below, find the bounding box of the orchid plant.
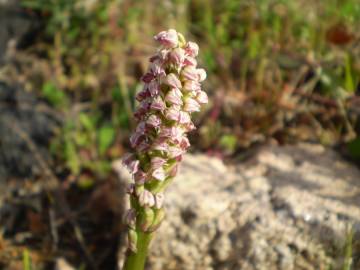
[122,29,208,270]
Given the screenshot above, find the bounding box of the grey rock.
[138,144,360,269]
[0,2,40,64]
[0,82,60,180]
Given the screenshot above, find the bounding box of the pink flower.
[179,136,190,150]
[164,73,182,89]
[146,81,160,97]
[122,153,134,166]
[165,88,183,105]
[160,126,183,139]
[136,121,146,134]
[150,61,165,77]
[136,88,150,102]
[183,121,196,132]
[154,29,178,48]
[152,167,166,181]
[149,54,160,63]
[146,114,161,128]
[196,90,208,104]
[168,146,183,158]
[158,49,169,61]
[150,96,166,111]
[183,80,201,92]
[139,190,155,207]
[165,107,180,121]
[185,41,199,57]
[141,72,154,83]
[179,111,191,124]
[155,193,165,209]
[123,209,137,228]
[196,68,207,82]
[168,48,185,66]
[184,98,201,112]
[136,141,150,152]
[181,66,198,81]
[134,170,147,184]
[130,132,143,148]
[122,153,140,174]
[134,101,150,120]
[183,56,197,66]
[151,157,167,169]
[152,140,169,152]
[169,164,179,177]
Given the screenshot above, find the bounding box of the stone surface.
[0,82,60,180]
[0,2,40,64]
[118,143,360,269]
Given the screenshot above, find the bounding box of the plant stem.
[123,231,154,270]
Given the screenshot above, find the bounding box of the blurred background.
[0,0,359,269]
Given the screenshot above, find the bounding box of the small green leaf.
[65,140,80,175]
[98,125,115,155]
[79,113,95,131]
[112,86,122,102]
[75,131,90,147]
[219,134,237,154]
[248,32,260,59]
[344,53,355,93]
[41,82,66,107]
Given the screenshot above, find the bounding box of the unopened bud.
[154,29,178,48]
[164,73,182,89]
[135,185,145,197]
[178,32,186,47]
[140,207,155,232]
[138,189,155,207]
[185,41,199,57]
[123,208,137,229]
[169,48,185,66]
[181,66,198,81]
[148,209,166,232]
[155,193,165,209]
[127,229,138,253]
[196,68,207,82]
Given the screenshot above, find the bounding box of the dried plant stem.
[123,231,153,270]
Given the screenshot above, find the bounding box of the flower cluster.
[122,29,207,252]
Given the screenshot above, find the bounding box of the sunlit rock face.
[141,143,360,270]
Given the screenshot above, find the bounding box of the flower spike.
[122,29,207,270]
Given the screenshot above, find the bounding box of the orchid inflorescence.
[122,29,207,255]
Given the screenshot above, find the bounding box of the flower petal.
[154,29,178,48]
[196,90,208,104]
[183,98,201,112]
[165,88,183,105]
[185,41,199,57]
[164,73,182,89]
[152,167,166,181]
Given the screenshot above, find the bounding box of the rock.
[0,0,19,7]
[137,144,360,269]
[0,2,40,64]
[55,258,75,270]
[0,82,60,180]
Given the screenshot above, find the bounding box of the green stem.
[123,231,154,270]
